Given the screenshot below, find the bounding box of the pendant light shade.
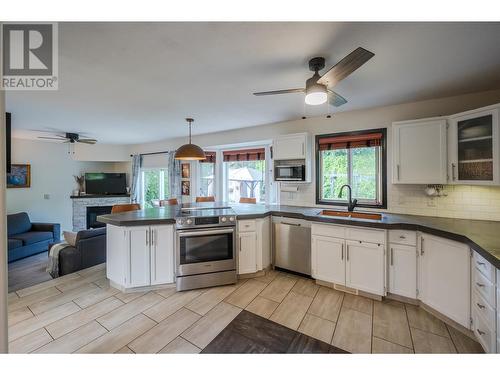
[174,118,206,160]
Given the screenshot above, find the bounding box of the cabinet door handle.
[346,245,349,262]
[399,235,406,239]
[420,237,424,256]
[341,243,344,260]
[477,261,485,266]
[476,329,485,336]
[476,282,485,288]
[146,230,149,246]
[151,229,155,247]
[390,248,394,266]
[476,303,485,309]
[239,237,242,252]
[451,163,456,180]
[397,164,400,180]
[301,142,305,156]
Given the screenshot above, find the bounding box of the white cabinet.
[389,243,417,299]
[418,233,471,328]
[238,231,258,274]
[106,224,175,291]
[311,223,386,296]
[273,133,308,160]
[346,240,385,296]
[448,105,500,185]
[237,218,271,275]
[392,118,448,184]
[311,235,345,284]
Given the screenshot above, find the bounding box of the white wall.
[7,139,131,233]
[129,88,500,220]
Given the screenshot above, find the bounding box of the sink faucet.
[338,184,358,212]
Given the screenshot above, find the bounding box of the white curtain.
[167,152,182,201]
[130,154,142,203]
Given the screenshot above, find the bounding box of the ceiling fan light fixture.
[304,74,327,106]
[174,118,206,161]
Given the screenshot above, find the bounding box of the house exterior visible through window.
[199,151,216,197]
[223,148,266,203]
[142,169,169,208]
[316,129,387,208]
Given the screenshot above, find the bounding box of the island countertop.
[97,202,500,268]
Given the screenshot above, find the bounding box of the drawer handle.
[476,329,485,336]
[476,261,485,266]
[399,235,406,239]
[476,303,485,309]
[476,282,485,288]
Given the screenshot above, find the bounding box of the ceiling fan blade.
[328,90,348,107]
[253,88,305,96]
[77,139,97,144]
[37,136,66,141]
[317,47,375,88]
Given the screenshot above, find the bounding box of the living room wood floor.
[7,264,484,354]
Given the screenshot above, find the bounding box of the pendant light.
[174,118,206,160]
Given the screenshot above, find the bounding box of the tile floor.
[7,264,484,354]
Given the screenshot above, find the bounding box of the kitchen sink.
[318,210,383,221]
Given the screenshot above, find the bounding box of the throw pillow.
[63,231,78,247]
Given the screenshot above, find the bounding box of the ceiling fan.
[37,132,97,144]
[253,47,375,107]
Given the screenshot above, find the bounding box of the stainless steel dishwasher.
[273,216,311,275]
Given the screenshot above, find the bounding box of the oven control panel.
[176,215,236,229]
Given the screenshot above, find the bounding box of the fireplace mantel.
[72,195,131,231]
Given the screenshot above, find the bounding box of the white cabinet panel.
[150,225,175,285]
[389,243,417,299]
[238,231,257,274]
[273,133,307,160]
[472,251,496,283]
[127,226,151,288]
[473,307,496,353]
[392,118,447,184]
[311,235,345,284]
[419,234,470,328]
[388,230,417,246]
[346,240,385,296]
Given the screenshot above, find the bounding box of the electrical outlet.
[43,194,50,200]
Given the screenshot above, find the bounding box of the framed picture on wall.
[181,163,190,179]
[7,164,31,188]
[181,180,190,196]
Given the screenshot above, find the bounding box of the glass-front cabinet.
[448,106,500,185]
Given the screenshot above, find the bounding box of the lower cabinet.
[237,217,271,275]
[311,235,345,284]
[418,233,471,328]
[346,240,385,296]
[107,224,175,289]
[388,243,417,299]
[238,231,258,274]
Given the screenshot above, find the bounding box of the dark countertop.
[97,202,500,268]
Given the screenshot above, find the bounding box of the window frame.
[140,167,169,208]
[315,128,387,209]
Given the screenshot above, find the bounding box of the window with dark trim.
[316,128,387,208]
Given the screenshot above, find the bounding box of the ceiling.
[7,22,500,144]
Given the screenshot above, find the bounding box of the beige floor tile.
[94,278,111,289]
[29,283,100,315]
[298,313,335,344]
[225,279,267,308]
[15,272,81,298]
[8,292,19,303]
[244,296,279,319]
[291,278,320,298]
[8,306,34,327]
[406,304,449,337]
[373,301,412,349]
[342,293,373,315]
[259,276,297,303]
[116,346,135,354]
[181,302,241,349]
[115,291,147,303]
[307,286,344,322]
[129,308,201,353]
[411,328,457,353]
[46,297,123,339]
[73,285,121,309]
[372,337,414,354]
[269,291,313,330]
[9,301,81,342]
[97,292,164,330]
[56,269,106,292]
[8,286,61,312]
[155,285,178,299]
[144,290,203,323]
[185,285,237,315]
[35,321,108,353]
[447,325,483,353]
[252,270,279,284]
[332,307,372,353]
[9,328,53,353]
[77,263,106,276]
[77,314,156,353]
[159,336,201,354]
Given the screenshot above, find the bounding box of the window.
[199,152,216,197]
[223,148,266,203]
[142,168,169,208]
[316,129,387,208]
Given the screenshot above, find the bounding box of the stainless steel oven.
[175,209,237,291]
[274,164,306,181]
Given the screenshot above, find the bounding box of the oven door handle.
[177,228,235,237]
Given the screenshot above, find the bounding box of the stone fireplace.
[72,195,130,231]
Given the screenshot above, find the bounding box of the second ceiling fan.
[253,47,375,107]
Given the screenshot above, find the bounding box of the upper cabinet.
[448,106,500,185]
[273,133,308,160]
[392,118,448,184]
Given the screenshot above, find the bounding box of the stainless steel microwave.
[274,164,306,181]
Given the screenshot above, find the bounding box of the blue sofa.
[7,212,60,263]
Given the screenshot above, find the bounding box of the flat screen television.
[85,173,127,195]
